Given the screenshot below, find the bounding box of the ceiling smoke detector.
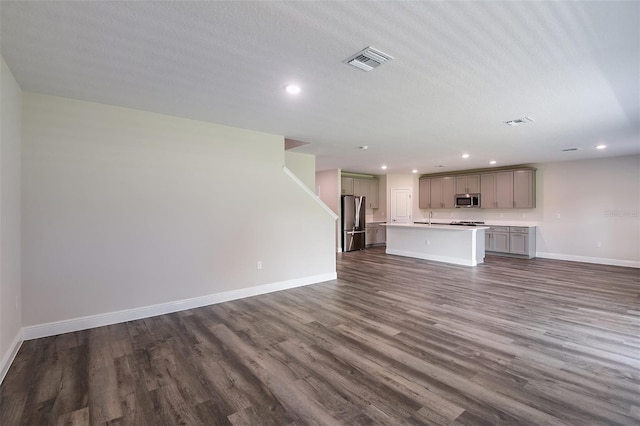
[344,47,394,72]
[504,116,535,127]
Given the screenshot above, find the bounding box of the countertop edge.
[384,223,490,230]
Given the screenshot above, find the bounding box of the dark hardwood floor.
[2,248,639,425]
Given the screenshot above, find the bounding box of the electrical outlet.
[596,242,601,248]
[257,261,262,270]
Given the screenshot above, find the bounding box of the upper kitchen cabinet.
[419,176,455,209]
[481,168,536,209]
[430,176,456,209]
[367,179,379,209]
[341,177,354,195]
[422,167,535,210]
[481,171,514,209]
[353,179,368,200]
[419,177,431,209]
[343,176,379,209]
[455,174,480,194]
[513,169,536,208]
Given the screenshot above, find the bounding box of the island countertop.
[384,223,489,231]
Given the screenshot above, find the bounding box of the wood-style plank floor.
[2,248,639,425]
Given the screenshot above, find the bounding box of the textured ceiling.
[1,1,638,174]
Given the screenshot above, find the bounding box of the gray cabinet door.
[419,178,431,209]
[513,170,535,208]
[341,177,353,195]
[480,173,497,208]
[509,233,529,255]
[495,171,514,208]
[372,226,386,245]
[365,228,374,247]
[432,176,455,209]
[368,179,379,209]
[430,178,444,208]
[442,177,456,208]
[353,179,367,197]
[493,232,510,252]
[486,226,510,252]
[456,174,480,194]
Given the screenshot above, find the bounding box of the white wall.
[22,93,336,328]
[0,56,23,380]
[285,151,315,190]
[413,155,640,266]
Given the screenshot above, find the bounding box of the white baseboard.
[386,248,480,267]
[23,272,336,341]
[0,330,23,385]
[536,252,640,268]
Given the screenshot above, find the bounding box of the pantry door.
[390,188,412,223]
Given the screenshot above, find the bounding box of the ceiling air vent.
[345,47,394,72]
[504,116,535,127]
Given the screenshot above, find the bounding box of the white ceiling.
[1,1,638,174]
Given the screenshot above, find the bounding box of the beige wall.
[0,57,23,378]
[21,93,336,326]
[534,156,639,265]
[385,174,419,223]
[316,169,340,251]
[285,151,315,190]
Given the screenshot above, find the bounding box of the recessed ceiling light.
[381,165,387,170]
[285,84,301,95]
[358,145,368,150]
[412,169,418,173]
[462,154,470,159]
[489,160,497,165]
[596,144,607,150]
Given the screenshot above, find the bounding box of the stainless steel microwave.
[455,193,480,208]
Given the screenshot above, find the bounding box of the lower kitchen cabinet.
[508,226,536,257]
[486,225,536,258]
[366,223,386,247]
[485,226,510,253]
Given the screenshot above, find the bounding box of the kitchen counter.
[414,220,538,227]
[384,223,487,266]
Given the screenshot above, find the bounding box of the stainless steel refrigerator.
[341,195,366,252]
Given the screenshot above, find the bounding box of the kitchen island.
[384,223,488,266]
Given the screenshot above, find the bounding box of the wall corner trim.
[0,330,24,385]
[22,272,337,341]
